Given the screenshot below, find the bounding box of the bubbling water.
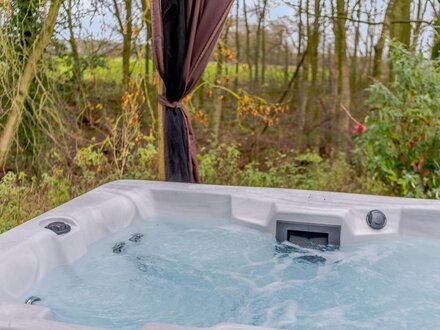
[26,216,440,330]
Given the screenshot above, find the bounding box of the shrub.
[199,143,387,194]
[0,141,389,234]
[0,172,27,233]
[0,141,159,234]
[355,43,440,198]
[198,143,243,186]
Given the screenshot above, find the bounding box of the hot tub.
[1,180,440,329]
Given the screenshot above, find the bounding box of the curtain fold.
[151,0,234,183]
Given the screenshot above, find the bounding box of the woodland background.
[0,0,440,232]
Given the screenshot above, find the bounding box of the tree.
[303,0,321,150]
[373,0,396,79]
[111,0,133,89]
[0,0,63,168]
[389,0,412,47]
[333,0,351,144]
[356,44,440,198]
[351,0,361,92]
[254,0,268,86]
[261,0,268,85]
[65,0,83,86]
[412,0,426,48]
[243,0,253,84]
[432,6,440,59]
[140,0,152,79]
[213,41,225,144]
[388,0,412,80]
[10,0,42,62]
[234,0,240,89]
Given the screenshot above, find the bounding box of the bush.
[0,141,159,234]
[0,138,393,234]
[0,171,72,233]
[355,43,440,198]
[199,143,387,194]
[0,172,27,233]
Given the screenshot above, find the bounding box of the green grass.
[80,56,291,88]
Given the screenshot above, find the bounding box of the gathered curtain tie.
[157,93,200,183]
[158,95,184,109]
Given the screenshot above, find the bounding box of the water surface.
[26,216,440,329]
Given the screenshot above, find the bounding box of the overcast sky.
[61,1,436,55]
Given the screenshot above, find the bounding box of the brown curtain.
[151,0,234,183]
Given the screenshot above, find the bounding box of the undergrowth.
[0,143,388,234]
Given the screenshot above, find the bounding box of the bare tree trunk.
[66,0,82,85]
[334,0,351,146]
[432,8,440,59]
[366,0,377,76]
[297,0,303,58]
[211,21,230,142]
[141,0,152,79]
[294,0,304,131]
[299,0,311,147]
[113,0,133,89]
[254,0,268,87]
[320,23,327,83]
[122,0,133,89]
[310,0,320,85]
[372,0,396,79]
[261,0,268,85]
[310,0,321,150]
[304,0,321,150]
[234,0,240,90]
[412,0,424,49]
[212,40,225,144]
[283,30,289,86]
[390,0,412,47]
[389,0,411,80]
[139,0,156,131]
[243,0,253,85]
[324,42,335,156]
[254,1,261,86]
[0,0,63,169]
[351,0,361,93]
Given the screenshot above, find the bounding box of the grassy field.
[80,56,289,89]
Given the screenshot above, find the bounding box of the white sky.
[61,0,437,55]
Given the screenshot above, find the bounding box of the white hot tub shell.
[0,180,439,329]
